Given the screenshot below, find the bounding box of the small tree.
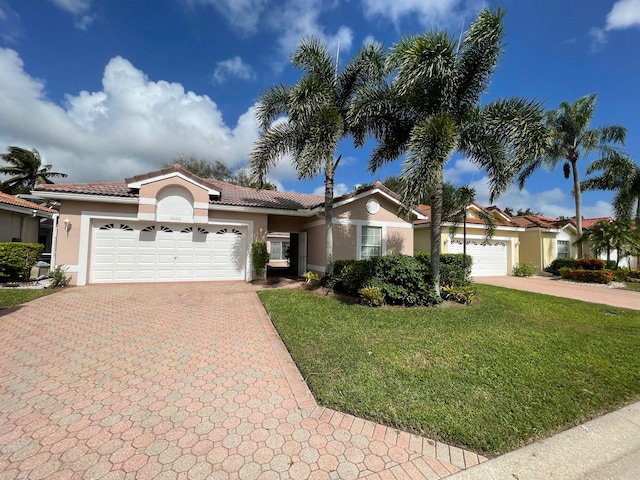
[1,146,67,193]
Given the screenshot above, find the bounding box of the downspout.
[50,214,59,268]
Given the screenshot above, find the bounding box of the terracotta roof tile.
[582,217,614,229]
[35,177,325,210]
[0,192,56,213]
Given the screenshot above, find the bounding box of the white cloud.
[605,0,640,30]
[212,56,256,84]
[0,1,22,43]
[0,48,261,183]
[466,175,612,219]
[313,183,350,197]
[590,0,640,50]
[360,0,482,29]
[443,158,480,184]
[184,0,268,35]
[183,0,353,63]
[48,0,91,15]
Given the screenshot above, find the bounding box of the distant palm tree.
[250,37,385,275]
[517,94,627,257]
[582,154,640,226]
[578,219,639,268]
[350,7,546,296]
[0,146,67,193]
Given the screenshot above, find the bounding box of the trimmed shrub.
[575,257,605,271]
[545,258,578,276]
[332,254,438,307]
[513,262,537,277]
[560,267,613,284]
[627,269,640,280]
[414,252,472,286]
[612,268,630,282]
[0,242,44,281]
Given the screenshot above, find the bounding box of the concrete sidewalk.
[446,402,640,480]
[474,275,640,310]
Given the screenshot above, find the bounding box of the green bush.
[331,254,438,307]
[251,242,270,277]
[545,258,578,275]
[414,252,472,286]
[559,267,613,284]
[513,262,537,277]
[0,242,44,281]
[48,264,69,287]
[358,285,385,307]
[627,269,640,280]
[302,271,321,287]
[576,257,605,271]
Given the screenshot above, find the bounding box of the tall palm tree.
[517,94,627,257]
[250,37,385,276]
[581,154,640,226]
[0,146,68,193]
[350,7,546,296]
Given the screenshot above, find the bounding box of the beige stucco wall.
[267,215,307,233]
[333,194,403,223]
[0,210,39,243]
[305,224,325,270]
[332,223,357,261]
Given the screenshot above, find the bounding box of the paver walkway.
[474,275,640,310]
[0,282,485,479]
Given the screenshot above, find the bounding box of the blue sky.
[0,0,639,219]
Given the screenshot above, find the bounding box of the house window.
[557,240,570,259]
[361,226,382,260]
[270,241,290,260]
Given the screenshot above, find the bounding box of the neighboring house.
[510,214,578,272]
[34,164,423,285]
[0,192,56,257]
[414,203,523,277]
[580,217,637,268]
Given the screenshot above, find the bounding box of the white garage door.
[449,239,508,277]
[90,222,246,283]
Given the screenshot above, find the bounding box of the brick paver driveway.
[0,283,484,479]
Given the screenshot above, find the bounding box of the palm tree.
[350,7,546,296]
[582,154,640,226]
[578,219,639,268]
[250,37,385,276]
[0,146,68,193]
[517,94,627,257]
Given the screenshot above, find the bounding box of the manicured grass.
[622,282,640,292]
[259,285,640,456]
[0,288,56,309]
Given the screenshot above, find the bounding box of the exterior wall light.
[64,218,72,232]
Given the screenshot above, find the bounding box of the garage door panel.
[91,222,246,283]
[449,239,508,277]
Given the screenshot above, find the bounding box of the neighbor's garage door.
[90,222,246,283]
[449,239,508,277]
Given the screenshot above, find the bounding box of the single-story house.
[34,164,424,285]
[0,192,56,256]
[414,203,523,277]
[509,213,578,271]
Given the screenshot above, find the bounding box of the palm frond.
[249,121,299,184]
[255,84,290,131]
[454,7,505,111]
[291,36,335,86]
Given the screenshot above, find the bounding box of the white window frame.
[269,241,290,261]
[360,226,382,260]
[557,240,570,259]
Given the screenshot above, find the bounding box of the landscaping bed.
[259,284,640,457]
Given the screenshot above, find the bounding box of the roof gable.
[126,164,221,197]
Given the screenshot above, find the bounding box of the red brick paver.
[0,282,485,478]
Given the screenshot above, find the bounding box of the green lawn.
[258,285,640,457]
[622,282,640,292]
[0,288,56,309]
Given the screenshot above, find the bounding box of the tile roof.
[582,217,614,229]
[509,214,574,229]
[0,192,56,214]
[34,165,326,211]
[414,203,514,227]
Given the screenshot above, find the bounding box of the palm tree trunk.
[430,181,443,300]
[325,167,334,277]
[572,160,583,258]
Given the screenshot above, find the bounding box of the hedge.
[575,258,605,271]
[0,242,44,281]
[331,253,471,307]
[559,267,613,284]
[545,258,578,275]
